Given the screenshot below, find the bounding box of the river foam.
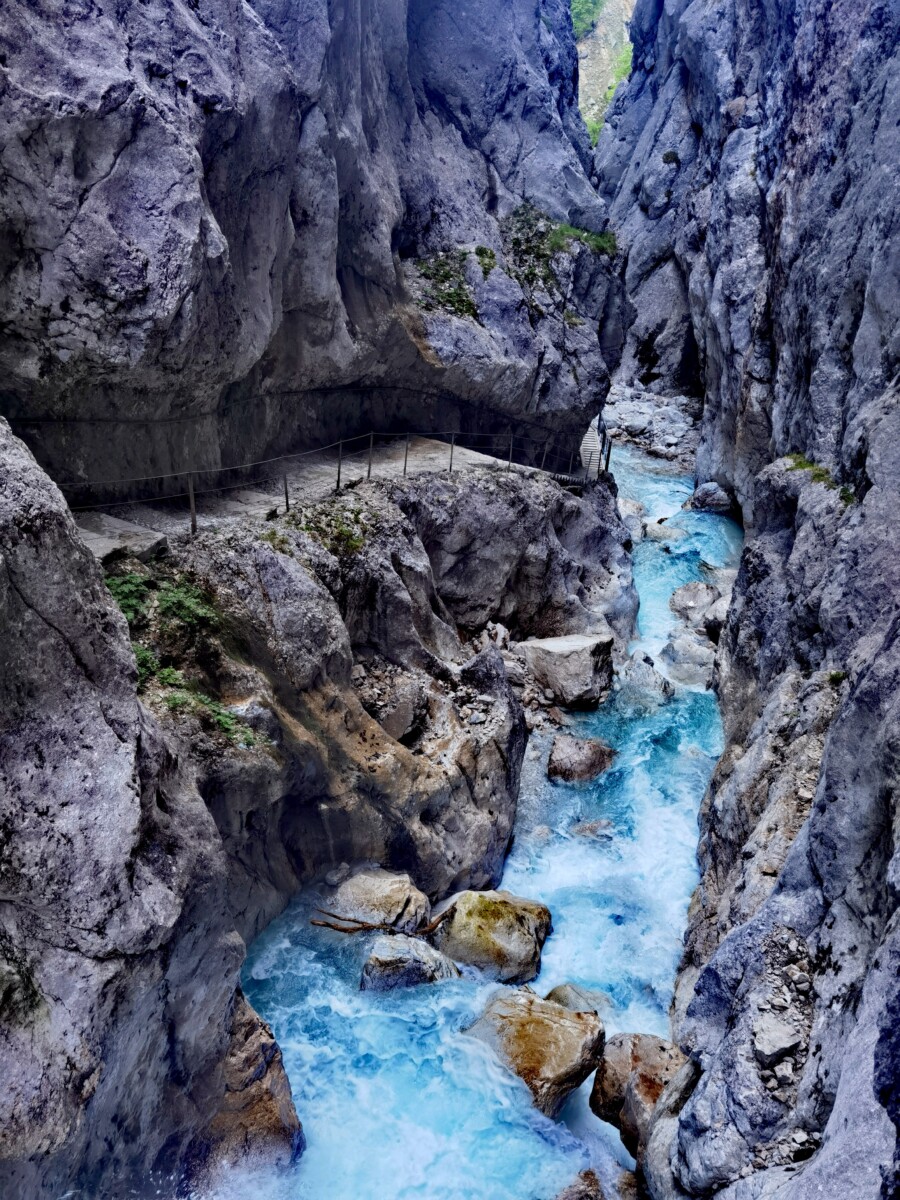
[209,446,743,1200]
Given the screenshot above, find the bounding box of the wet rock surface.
[466,990,605,1117]
[360,935,460,992]
[432,891,552,984]
[547,735,616,782]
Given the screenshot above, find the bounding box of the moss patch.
[475,245,497,279]
[415,251,479,319]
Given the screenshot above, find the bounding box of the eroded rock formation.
[0,0,619,487]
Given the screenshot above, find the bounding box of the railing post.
[336,440,343,492]
[605,440,612,472]
[586,452,594,478]
[568,450,575,476]
[540,443,548,472]
[507,432,514,472]
[367,431,374,480]
[403,432,410,477]
[283,473,290,513]
[448,432,455,475]
[188,473,197,536]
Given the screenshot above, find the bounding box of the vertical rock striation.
[597,1,900,1196]
[0,0,619,486]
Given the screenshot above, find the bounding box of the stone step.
[75,512,167,564]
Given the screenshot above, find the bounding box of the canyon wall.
[0,0,619,490]
[596,0,900,1196]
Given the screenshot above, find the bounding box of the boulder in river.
[467,990,605,1117]
[589,1032,687,1158]
[547,735,616,782]
[669,582,721,628]
[360,934,460,991]
[659,633,715,687]
[544,982,614,1017]
[329,868,430,933]
[432,889,551,983]
[517,633,614,706]
[689,481,733,512]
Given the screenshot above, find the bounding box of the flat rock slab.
[518,633,613,706]
[466,990,605,1117]
[75,511,167,564]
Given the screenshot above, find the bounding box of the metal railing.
[61,422,613,535]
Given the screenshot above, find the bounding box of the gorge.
[0,1,898,1199]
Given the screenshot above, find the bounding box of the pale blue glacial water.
[210,446,743,1200]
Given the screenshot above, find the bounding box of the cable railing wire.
[63,422,613,529]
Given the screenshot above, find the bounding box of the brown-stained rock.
[189,991,303,1186]
[547,734,616,782]
[554,1167,607,1200]
[466,990,605,1117]
[589,1033,687,1158]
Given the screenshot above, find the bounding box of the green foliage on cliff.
[503,205,617,300]
[106,572,151,627]
[157,579,219,631]
[475,245,497,279]
[416,251,479,319]
[570,0,607,40]
[786,454,856,508]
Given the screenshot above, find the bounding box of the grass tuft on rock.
[416,251,479,319]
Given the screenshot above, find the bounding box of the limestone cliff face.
[596,1,900,1196]
[0,0,617,487]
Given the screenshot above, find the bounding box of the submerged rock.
[615,654,675,708]
[432,890,552,983]
[329,869,430,934]
[467,990,605,1117]
[589,1033,687,1158]
[544,983,614,1017]
[517,633,614,706]
[360,935,460,991]
[554,1168,607,1200]
[547,735,616,782]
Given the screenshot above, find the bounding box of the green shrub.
[133,643,158,690]
[548,223,618,257]
[475,246,497,279]
[157,665,185,687]
[260,528,292,554]
[570,0,606,40]
[163,690,192,712]
[157,580,218,631]
[828,670,848,687]
[564,310,585,327]
[839,485,856,508]
[586,118,602,147]
[416,252,479,319]
[662,149,681,166]
[106,573,151,626]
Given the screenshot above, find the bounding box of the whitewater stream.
[211,446,743,1200]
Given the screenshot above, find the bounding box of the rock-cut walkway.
[74,435,597,564]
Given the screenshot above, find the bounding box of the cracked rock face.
[0,0,618,486]
[0,418,299,1198]
[598,1,900,1195]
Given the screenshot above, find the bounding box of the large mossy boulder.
[466,990,605,1117]
[432,889,551,983]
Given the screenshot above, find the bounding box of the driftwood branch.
[310,902,456,939]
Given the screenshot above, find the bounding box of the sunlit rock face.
[0,0,618,487]
[597,1,900,1196]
